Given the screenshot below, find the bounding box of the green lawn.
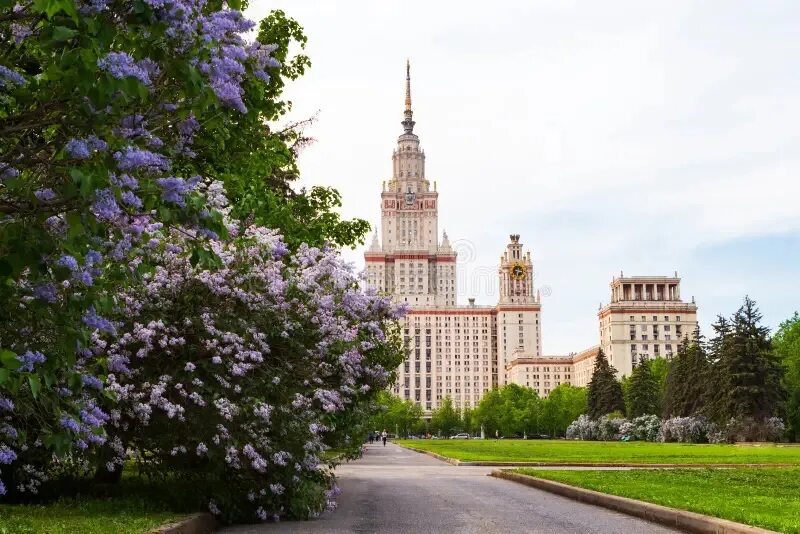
[512,467,800,533]
[0,477,198,534]
[397,439,800,465]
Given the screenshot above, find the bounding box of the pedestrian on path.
[381,429,387,446]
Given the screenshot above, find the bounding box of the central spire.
[402,59,416,134]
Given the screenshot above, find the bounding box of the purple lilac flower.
[79,0,109,13]
[196,442,208,456]
[184,362,196,372]
[82,307,117,335]
[65,138,90,159]
[17,350,46,372]
[81,374,104,390]
[75,439,88,450]
[0,65,26,89]
[10,23,32,44]
[1,424,18,439]
[34,188,57,202]
[201,10,255,41]
[114,147,170,172]
[75,270,94,286]
[56,255,79,271]
[86,250,103,265]
[0,164,20,180]
[0,480,5,496]
[65,136,106,159]
[120,190,143,209]
[57,387,73,397]
[155,176,200,206]
[98,52,155,86]
[197,228,218,240]
[33,283,57,303]
[91,188,121,221]
[86,433,106,445]
[0,397,14,411]
[0,445,16,465]
[269,483,284,495]
[109,173,139,189]
[60,416,80,432]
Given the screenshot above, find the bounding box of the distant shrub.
[658,416,712,443]
[597,414,627,441]
[709,417,786,443]
[566,415,598,441]
[620,415,662,442]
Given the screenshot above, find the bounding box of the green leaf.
[0,369,10,385]
[228,0,241,9]
[52,26,77,42]
[0,349,21,370]
[29,375,42,399]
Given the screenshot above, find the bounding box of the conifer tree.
[709,297,785,421]
[587,348,625,418]
[663,332,710,417]
[626,356,661,417]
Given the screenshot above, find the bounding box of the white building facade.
[364,64,699,412]
[365,64,542,413]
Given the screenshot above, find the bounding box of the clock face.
[511,262,526,280]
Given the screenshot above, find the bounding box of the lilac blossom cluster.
[1,0,316,513]
[95,184,404,520]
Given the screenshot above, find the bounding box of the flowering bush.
[81,184,403,521]
[658,416,713,443]
[596,413,626,441]
[566,415,598,441]
[0,0,382,520]
[708,417,786,444]
[619,415,662,442]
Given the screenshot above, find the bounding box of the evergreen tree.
[663,332,710,417]
[625,357,661,417]
[709,297,785,422]
[587,348,625,418]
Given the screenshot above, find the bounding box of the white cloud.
[245,0,800,351]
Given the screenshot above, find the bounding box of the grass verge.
[397,439,800,465]
[0,476,199,534]
[511,467,800,533]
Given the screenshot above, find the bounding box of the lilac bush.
[658,416,713,443]
[566,415,598,441]
[708,417,786,443]
[82,185,405,521]
[596,414,627,441]
[0,0,296,506]
[0,0,361,515]
[620,415,662,442]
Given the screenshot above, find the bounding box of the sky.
[244,0,800,354]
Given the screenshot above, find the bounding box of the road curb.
[402,445,464,465]
[490,470,775,534]
[398,446,797,468]
[151,513,217,534]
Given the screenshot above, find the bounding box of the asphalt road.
[222,442,679,534]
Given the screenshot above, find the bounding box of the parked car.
[450,433,471,440]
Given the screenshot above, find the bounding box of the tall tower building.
[365,61,457,308]
[496,235,542,385]
[363,62,700,412]
[363,62,547,414]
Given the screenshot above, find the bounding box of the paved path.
[222,442,679,534]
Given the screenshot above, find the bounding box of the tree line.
[375,297,800,442]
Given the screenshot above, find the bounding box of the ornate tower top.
[402,59,415,134]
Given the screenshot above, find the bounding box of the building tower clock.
[510,261,526,280]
